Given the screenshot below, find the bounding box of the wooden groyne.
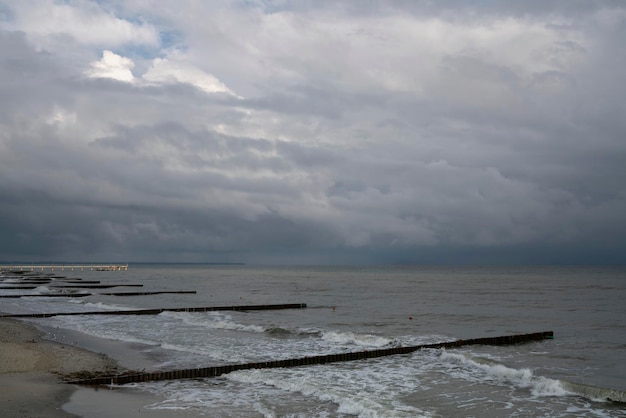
[56,280,101,284]
[0,291,197,298]
[0,293,91,298]
[66,331,554,386]
[0,303,307,318]
[0,286,38,290]
[100,291,198,296]
[49,284,143,289]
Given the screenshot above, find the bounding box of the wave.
[206,319,265,333]
[33,285,89,295]
[561,381,626,404]
[160,311,266,333]
[58,318,162,347]
[66,300,134,311]
[320,330,396,348]
[0,278,23,283]
[264,327,293,337]
[228,369,431,418]
[438,351,626,403]
[155,311,400,350]
[158,312,398,348]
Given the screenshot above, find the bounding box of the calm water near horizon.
[1,264,625,417]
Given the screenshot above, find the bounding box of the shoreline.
[0,318,199,418]
[0,318,122,417]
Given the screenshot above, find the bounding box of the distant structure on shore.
[0,264,128,272]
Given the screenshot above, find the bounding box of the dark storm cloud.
[0,1,625,264]
[0,31,64,118]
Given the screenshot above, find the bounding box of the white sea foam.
[66,300,133,311]
[50,312,164,348]
[202,318,265,333]
[562,381,626,403]
[142,379,340,417]
[228,368,433,418]
[320,330,395,348]
[34,285,51,292]
[161,311,266,333]
[437,351,570,397]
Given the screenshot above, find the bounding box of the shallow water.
[2,265,625,417]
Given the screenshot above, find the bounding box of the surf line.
[66,331,554,386]
[0,303,308,318]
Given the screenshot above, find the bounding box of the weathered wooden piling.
[99,291,197,296]
[55,280,101,284]
[49,284,143,289]
[0,286,37,290]
[0,303,307,318]
[14,279,51,283]
[0,293,91,298]
[66,331,553,386]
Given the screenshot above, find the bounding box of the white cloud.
[85,50,240,97]
[142,54,240,97]
[86,50,135,82]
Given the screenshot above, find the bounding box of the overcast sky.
[0,0,625,265]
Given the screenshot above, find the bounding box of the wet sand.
[0,318,120,417]
[0,318,203,417]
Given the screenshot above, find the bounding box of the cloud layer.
[1,1,625,264]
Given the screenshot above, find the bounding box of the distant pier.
[0,264,128,272]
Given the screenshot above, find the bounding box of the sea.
[1,264,625,417]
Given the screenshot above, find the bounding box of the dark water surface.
[2,265,625,417]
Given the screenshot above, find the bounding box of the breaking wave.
[438,351,626,403]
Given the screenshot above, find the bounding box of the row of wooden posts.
[67,331,554,386]
[0,272,196,298]
[0,303,308,318]
[0,291,198,298]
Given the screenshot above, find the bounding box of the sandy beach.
[0,318,121,418]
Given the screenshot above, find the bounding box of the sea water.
[1,265,625,417]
